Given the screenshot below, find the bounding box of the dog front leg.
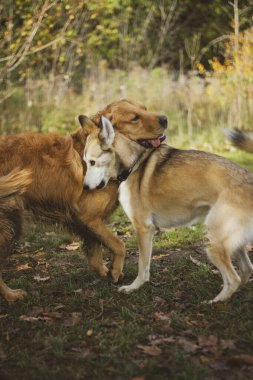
[84,218,126,283]
[0,271,27,302]
[84,233,109,278]
[119,224,155,293]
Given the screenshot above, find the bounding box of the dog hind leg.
[206,244,241,303]
[236,248,253,285]
[0,209,27,302]
[119,223,155,293]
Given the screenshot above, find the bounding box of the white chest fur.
[119,180,134,223]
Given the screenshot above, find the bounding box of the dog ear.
[77,115,97,134]
[99,116,115,146]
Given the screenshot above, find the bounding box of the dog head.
[91,98,168,148]
[80,116,118,190]
[72,98,168,158]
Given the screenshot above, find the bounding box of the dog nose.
[96,180,105,190]
[159,115,168,129]
[84,184,90,190]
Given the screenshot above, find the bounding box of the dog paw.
[118,285,136,293]
[110,268,124,283]
[98,264,109,278]
[5,289,27,302]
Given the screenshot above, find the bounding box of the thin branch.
[0,89,16,104]
[148,0,178,69]
[0,36,63,63]
[6,0,56,72]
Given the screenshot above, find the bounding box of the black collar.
[116,149,154,184]
[117,168,133,183]
[116,154,142,184]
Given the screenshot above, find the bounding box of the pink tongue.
[150,138,161,147]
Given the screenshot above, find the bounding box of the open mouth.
[138,134,166,148]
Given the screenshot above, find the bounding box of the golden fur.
[0,99,166,302]
[0,169,32,301]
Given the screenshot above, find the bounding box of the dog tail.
[224,129,253,153]
[0,168,32,199]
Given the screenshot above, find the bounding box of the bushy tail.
[224,129,253,153]
[0,169,32,199]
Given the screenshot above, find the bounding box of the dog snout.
[96,180,105,190]
[159,115,168,129]
[84,183,90,190]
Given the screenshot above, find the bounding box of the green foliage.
[1,0,252,86]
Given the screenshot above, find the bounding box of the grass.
[1,149,253,380]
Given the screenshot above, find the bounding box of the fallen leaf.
[154,312,171,321]
[63,312,82,327]
[42,312,62,319]
[152,253,171,261]
[54,304,65,311]
[71,346,93,358]
[45,231,57,236]
[228,354,253,366]
[86,329,93,337]
[37,260,49,268]
[74,289,96,297]
[0,345,6,360]
[16,263,32,271]
[137,344,162,356]
[33,275,50,282]
[28,306,44,317]
[153,296,166,306]
[84,289,96,297]
[190,255,206,267]
[19,315,41,322]
[220,339,236,351]
[197,335,218,348]
[60,242,80,251]
[176,337,199,354]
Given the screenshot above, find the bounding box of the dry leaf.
[60,242,80,251]
[45,231,57,236]
[220,339,235,351]
[228,354,253,366]
[74,289,96,298]
[16,263,32,271]
[0,345,6,360]
[154,312,171,321]
[54,304,65,311]
[19,315,40,322]
[63,312,82,327]
[42,312,62,319]
[190,255,205,267]
[86,329,93,337]
[33,275,50,282]
[137,344,162,356]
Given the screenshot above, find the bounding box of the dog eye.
[131,115,140,122]
[90,160,95,166]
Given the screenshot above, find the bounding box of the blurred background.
[0,0,252,149]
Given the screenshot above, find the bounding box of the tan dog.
[0,99,167,301]
[83,116,253,303]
